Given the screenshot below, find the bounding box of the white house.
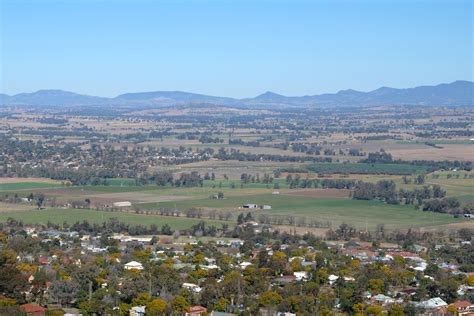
[328,274,339,285]
[239,261,252,269]
[130,306,146,316]
[124,261,144,271]
[417,297,448,310]
[293,271,309,281]
[182,282,202,293]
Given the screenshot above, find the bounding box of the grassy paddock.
[0,209,229,230]
[138,193,461,230]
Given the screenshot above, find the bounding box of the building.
[242,204,258,209]
[124,261,144,271]
[293,271,309,281]
[449,300,474,315]
[185,306,208,316]
[182,282,202,293]
[416,297,448,310]
[113,201,132,208]
[21,304,47,316]
[130,306,146,316]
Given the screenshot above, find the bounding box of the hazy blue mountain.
[1,89,108,106]
[116,91,238,105]
[1,80,472,107]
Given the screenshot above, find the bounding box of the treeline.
[353,180,468,214]
[215,148,332,163]
[360,151,473,171]
[135,171,203,187]
[284,175,356,189]
[229,138,261,147]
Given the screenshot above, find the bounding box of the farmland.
[0,172,469,231]
[0,103,472,234]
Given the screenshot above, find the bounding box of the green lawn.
[0,209,229,230]
[0,182,61,191]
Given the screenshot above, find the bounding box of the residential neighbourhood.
[0,217,472,315]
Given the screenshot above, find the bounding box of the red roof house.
[21,304,47,316]
[185,306,208,316]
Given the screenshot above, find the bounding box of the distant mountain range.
[1,80,472,108]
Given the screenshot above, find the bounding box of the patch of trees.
[229,138,260,147]
[361,150,393,164]
[360,151,472,172]
[215,148,332,163]
[422,197,461,213]
[284,175,356,189]
[199,134,224,144]
[352,180,463,214]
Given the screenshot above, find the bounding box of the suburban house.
[449,300,474,315]
[21,304,47,316]
[129,306,146,316]
[185,306,208,316]
[124,261,144,271]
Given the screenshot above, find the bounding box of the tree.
[0,251,28,301]
[388,304,405,316]
[366,304,383,316]
[214,297,229,312]
[131,293,151,307]
[147,298,167,315]
[258,291,283,307]
[368,279,385,294]
[171,295,189,313]
[48,280,79,307]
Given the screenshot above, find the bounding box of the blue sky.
[0,0,472,97]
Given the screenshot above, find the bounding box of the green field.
[139,193,461,230]
[0,209,229,230]
[0,172,468,232]
[0,182,61,191]
[306,162,427,175]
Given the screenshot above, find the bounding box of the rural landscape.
[0,0,473,315]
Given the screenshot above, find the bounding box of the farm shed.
[112,201,132,208]
[242,204,258,209]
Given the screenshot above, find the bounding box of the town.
[0,215,472,315]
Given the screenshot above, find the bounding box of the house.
[371,294,395,306]
[239,261,252,269]
[21,304,47,316]
[38,257,50,265]
[124,261,144,271]
[130,306,146,316]
[328,274,339,285]
[182,282,202,293]
[293,271,309,281]
[449,300,474,315]
[62,308,83,316]
[261,205,272,210]
[185,306,207,316]
[416,297,448,310]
